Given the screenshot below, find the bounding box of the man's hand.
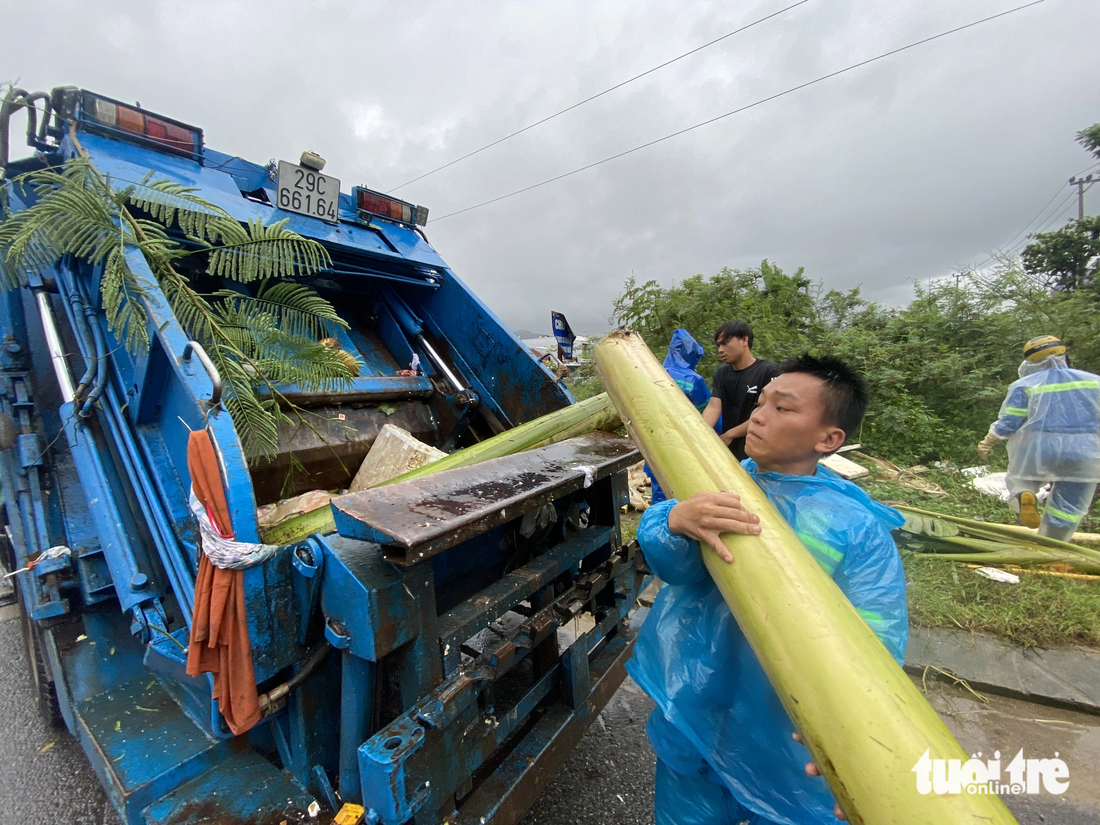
[792,733,847,821]
[719,419,750,447]
[667,491,761,562]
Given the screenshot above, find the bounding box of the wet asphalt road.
[0,604,122,825]
[2,601,1100,825]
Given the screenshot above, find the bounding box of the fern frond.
[0,210,57,290]
[100,245,150,351]
[210,299,355,383]
[210,280,347,340]
[0,164,121,288]
[253,339,359,390]
[206,217,331,283]
[121,173,233,240]
[215,351,282,459]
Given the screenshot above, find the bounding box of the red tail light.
[354,187,428,226]
[81,91,202,159]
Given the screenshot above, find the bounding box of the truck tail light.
[354,187,428,226]
[80,91,202,159]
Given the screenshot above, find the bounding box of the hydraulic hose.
[79,280,110,418]
[0,88,50,178]
[60,269,195,622]
[65,276,99,403]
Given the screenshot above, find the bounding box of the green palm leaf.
[206,217,331,282]
[121,172,233,240]
[210,280,347,340]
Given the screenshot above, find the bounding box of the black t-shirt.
[713,359,780,460]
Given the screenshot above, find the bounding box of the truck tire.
[15,580,63,728]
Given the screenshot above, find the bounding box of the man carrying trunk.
[630,354,908,825]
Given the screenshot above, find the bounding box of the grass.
[902,550,1100,648]
[620,510,641,544]
[856,462,1100,649]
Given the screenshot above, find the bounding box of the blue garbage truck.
[0,85,644,824]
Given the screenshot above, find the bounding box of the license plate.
[276,161,340,223]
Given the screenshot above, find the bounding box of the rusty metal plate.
[330,432,637,565]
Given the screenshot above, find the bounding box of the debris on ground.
[849,452,947,497]
[961,466,1051,504]
[819,452,869,480]
[972,566,1021,584]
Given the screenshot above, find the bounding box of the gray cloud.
[3,0,1098,336]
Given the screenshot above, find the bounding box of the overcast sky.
[4,0,1099,335]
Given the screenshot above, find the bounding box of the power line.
[991,186,1070,256]
[432,0,1048,223]
[1031,191,1079,234]
[389,0,811,192]
[969,164,1099,271]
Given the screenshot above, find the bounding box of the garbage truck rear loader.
[0,85,646,824]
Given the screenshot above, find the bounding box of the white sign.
[276,160,340,223]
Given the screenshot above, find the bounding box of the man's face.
[745,372,844,467]
[716,335,748,364]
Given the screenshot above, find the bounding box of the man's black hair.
[779,353,868,439]
[714,320,754,348]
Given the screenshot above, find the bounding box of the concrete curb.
[904,625,1100,715]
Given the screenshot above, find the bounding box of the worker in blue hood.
[629,354,907,825]
[646,329,711,504]
[663,329,710,409]
[977,335,1100,540]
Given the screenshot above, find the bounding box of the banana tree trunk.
[382,391,619,486]
[261,392,619,544]
[594,330,1016,825]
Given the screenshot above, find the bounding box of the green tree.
[1077,122,1100,161]
[1021,121,1100,292]
[1021,216,1100,292]
[609,259,1099,465]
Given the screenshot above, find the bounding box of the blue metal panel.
[272,373,433,399]
[141,751,320,825]
[339,652,375,802]
[403,270,574,426]
[318,535,423,663]
[74,133,449,271]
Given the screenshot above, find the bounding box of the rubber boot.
[1016,491,1040,529]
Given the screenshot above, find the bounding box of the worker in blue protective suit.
[644,329,711,504]
[977,335,1100,540]
[628,354,908,825]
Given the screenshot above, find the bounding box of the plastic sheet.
[628,463,908,825]
[990,355,1100,484]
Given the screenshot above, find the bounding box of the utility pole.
[1069,173,1096,220]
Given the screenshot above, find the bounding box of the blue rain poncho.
[662,329,710,411]
[646,330,711,504]
[628,461,908,825]
[990,355,1100,484]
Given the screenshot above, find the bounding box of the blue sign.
[551,311,576,360]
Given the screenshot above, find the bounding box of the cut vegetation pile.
[855,464,1100,649]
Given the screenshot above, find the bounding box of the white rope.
[190,491,277,570]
